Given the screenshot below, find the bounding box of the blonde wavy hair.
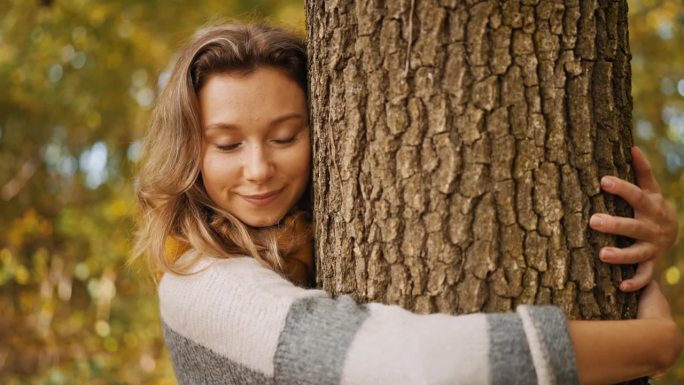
[132,23,311,279]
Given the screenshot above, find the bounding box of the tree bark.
[308,0,637,323]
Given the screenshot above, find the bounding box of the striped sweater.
[159,251,579,385]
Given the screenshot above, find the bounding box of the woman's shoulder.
[158,250,329,312]
[158,249,330,380]
[165,248,259,274]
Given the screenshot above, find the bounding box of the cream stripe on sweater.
[159,251,578,385]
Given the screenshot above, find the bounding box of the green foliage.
[0,0,683,383]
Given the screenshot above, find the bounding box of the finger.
[599,176,656,213]
[649,370,667,381]
[637,279,671,319]
[620,260,654,292]
[599,243,654,264]
[631,146,661,193]
[589,214,656,240]
[637,280,658,318]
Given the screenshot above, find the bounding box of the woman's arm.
[159,252,681,385]
[570,320,679,385]
[159,253,576,385]
[569,281,682,385]
[579,146,682,382]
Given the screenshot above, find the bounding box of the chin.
[242,214,282,228]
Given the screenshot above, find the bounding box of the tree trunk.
[308,0,637,325]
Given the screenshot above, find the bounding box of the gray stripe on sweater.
[525,306,580,385]
[162,322,275,385]
[487,313,537,385]
[274,295,370,385]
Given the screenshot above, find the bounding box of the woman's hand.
[570,281,682,385]
[637,279,674,321]
[589,146,679,292]
[637,281,682,380]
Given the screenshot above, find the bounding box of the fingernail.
[600,249,613,261]
[601,177,614,189]
[620,282,630,291]
[590,215,604,228]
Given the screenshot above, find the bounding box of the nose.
[243,143,274,183]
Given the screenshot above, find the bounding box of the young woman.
[133,23,682,385]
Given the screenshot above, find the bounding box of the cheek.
[285,141,310,178]
[201,152,240,193]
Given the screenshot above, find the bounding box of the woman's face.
[198,67,310,228]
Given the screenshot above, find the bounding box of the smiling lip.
[239,188,284,206]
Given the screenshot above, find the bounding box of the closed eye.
[272,135,297,145]
[216,143,240,152]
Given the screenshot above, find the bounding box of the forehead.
[198,67,306,127]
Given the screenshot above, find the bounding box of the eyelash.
[216,143,240,152]
[215,135,298,152]
[273,135,298,145]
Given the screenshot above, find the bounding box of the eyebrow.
[204,113,305,131]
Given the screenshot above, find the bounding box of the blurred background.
[0,0,682,384]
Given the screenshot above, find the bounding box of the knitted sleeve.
[159,254,578,385]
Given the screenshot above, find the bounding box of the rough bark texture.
[308,0,637,323]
